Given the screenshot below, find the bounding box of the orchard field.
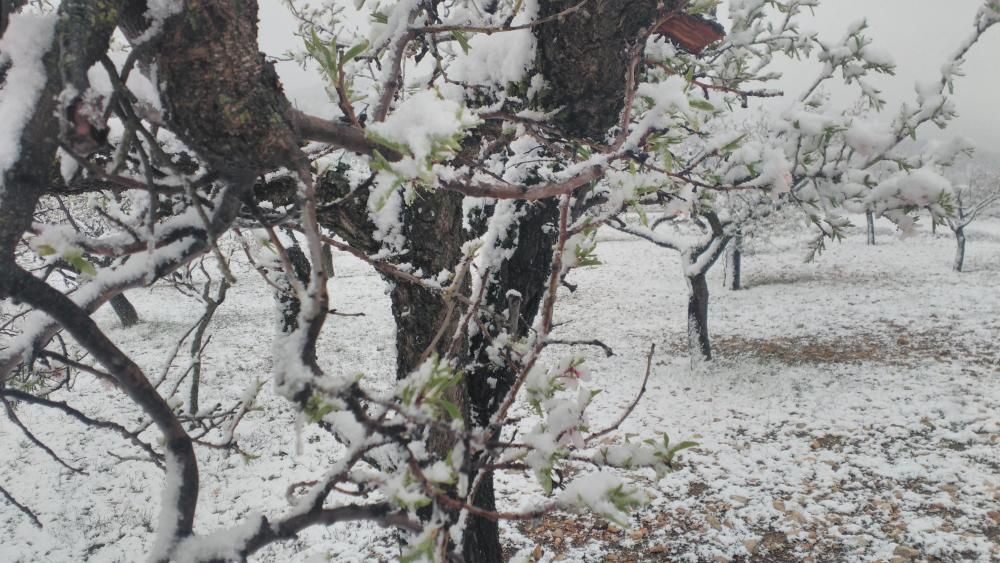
[3,217,997,562]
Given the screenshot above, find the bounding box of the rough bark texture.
[122,0,302,177]
[276,245,313,334]
[0,0,26,40]
[389,191,467,377]
[460,4,665,558]
[536,0,661,138]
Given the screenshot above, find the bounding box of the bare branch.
[442,165,603,201]
[1,394,86,474]
[0,387,164,467]
[586,343,655,444]
[288,110,403,161]
[546,338,615,357]
[0,483,42,528]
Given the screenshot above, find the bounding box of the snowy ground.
[2,217,998,562]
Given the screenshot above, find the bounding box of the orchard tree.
[596,0,1000,363]
[0,1,717,561]
[945,154,1000,271]
[1,1,998,562]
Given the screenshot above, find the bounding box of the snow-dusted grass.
[2,219,998,562]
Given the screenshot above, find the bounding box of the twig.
[329,309,366,317]
[38,350,117,387]
[442,165,603,200]
[546,338,614,357]
[153,314,204,389]
[0,484,43,528]
[410,0,589,35]
[1,394,86,474]
[586,343,655,444]
[1,387,164,467]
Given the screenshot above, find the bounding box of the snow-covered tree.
[597,1,1000,363]
[1,1,998,561]
[944,154,1000,271]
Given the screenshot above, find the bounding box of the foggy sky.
[739,0,1000,151]
[258,0,1000,150]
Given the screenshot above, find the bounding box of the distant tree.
[945,160,1000,271]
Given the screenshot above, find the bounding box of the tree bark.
[109,294,140,327]
[460,1,663,554]
[463,201,559,563]
[253,3,673,558]
[727,234,742,291]
[276,245,313,335]
[388,191,467,377]
[536,0,660,138]
[953,226,966,272]
[866,210,876,246]
[0,0,26,38]
[687,272,711,362]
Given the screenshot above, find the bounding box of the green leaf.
[450,30,471,54]
[689,98,715,112]
[399,535,435,563]
[438,398,462,421]
[305,395,334,423]
[669,441,699,455]
[538,466,553,495]
[35,244,56,257]
[342,40,369,64]
[720,133,748,154]
[68,255,97,277]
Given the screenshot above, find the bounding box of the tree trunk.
[953,226,966,272]
[261,2,668,556]
[109,294,139,327]
[866,210,876,246]
[463,201,559,563]
[687,272,711,362]
[321,243,334,277]
[728,235,742,291]
[388,191,466,377]
[275,245,312,335]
